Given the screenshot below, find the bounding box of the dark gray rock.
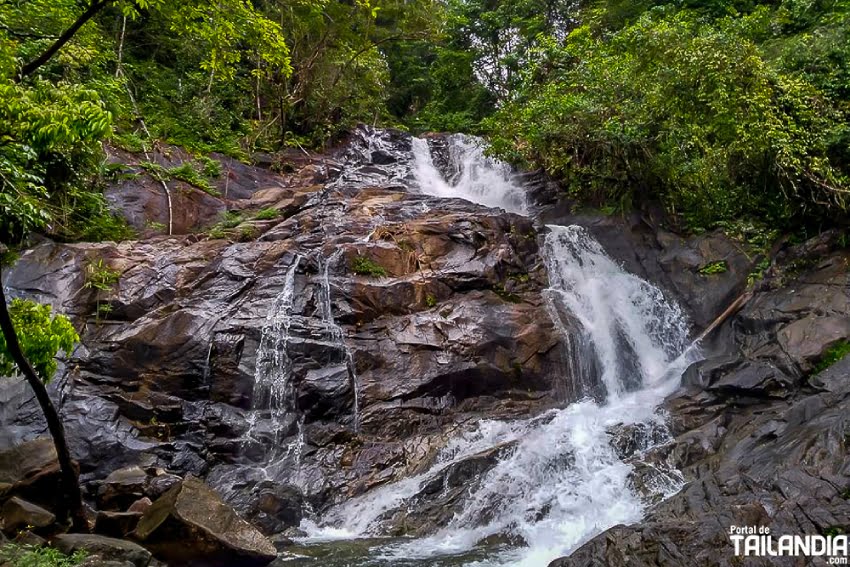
[53,534,152,567]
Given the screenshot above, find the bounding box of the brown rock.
[1,497,56,534]
[127,497,153,514]
[0,438,63,509]
[133,476,277,567]
[53,534,152,567]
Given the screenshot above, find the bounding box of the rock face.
[550,235,850,566]
[1,127,571,520]
[1,497,55,534]
[132,477,277,567]
[2,125,847,566]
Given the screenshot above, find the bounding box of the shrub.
[254,208,281,220]
[0,299,79,382]
[814,341,850,374]
[0,544,86,567]
[351,255,387,277]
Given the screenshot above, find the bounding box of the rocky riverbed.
[1,126,848,566]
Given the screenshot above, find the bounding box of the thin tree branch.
[17,0,113,80]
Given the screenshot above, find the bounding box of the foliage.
[0,0,290,245]
[486,3,850,232]
[0,79,112,243]
[0,299,79,381]
[698,261,728,275]
[351,255,387,277]
[813,341,850,374]
[254,208,281,221]
[0,544,86,567]
[84,258,120,291]
[206,210,244,239]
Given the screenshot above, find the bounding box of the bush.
[0,544,86,567]
[486,8,849,232]
[0,299,79,382]
[351,255,387,277]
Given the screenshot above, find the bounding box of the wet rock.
[382,443,514,536]
[133,476,277,567]
[53,534,152,567]
[94,510,144,538]
[98,467,148,511]
[128,497,153,514]
[777,315,850,372]
[1,497,56,534]
[0,438,63,509]
[245,481,305,535]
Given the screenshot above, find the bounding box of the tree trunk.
[0,281,88,532]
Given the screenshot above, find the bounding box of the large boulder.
[132,476,277,567]
[1,497,56,534]
[0,438,63,509]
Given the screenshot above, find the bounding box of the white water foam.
[301,225,698,565]
[411,135,528,215]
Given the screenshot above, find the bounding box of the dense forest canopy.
[0,0,848,245]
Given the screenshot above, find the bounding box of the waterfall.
[247,256,301,461]
[543,225,691,399]
[317,252,361,432]
[301,225,699,566]
[411,135,528,215]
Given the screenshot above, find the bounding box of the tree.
[0,286,84,530]
[485,6,849,231]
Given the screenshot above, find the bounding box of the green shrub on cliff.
[351,256,388,277]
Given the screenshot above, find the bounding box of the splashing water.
[411,135,528,215]
[301,225,699,566]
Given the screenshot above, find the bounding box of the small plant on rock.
[351,255,387,277]
[698,260,728,275]
[84,258,120,320]
[813,341,850,374]
[254,207,281,220]
[84,258,120,292]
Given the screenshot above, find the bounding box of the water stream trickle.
[317,251,361,432]
[299,224,700,566]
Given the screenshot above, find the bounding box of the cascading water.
[298,225,700,566]
[317,251,361,431]
[411,135,528,215]
[246,256,301,461]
